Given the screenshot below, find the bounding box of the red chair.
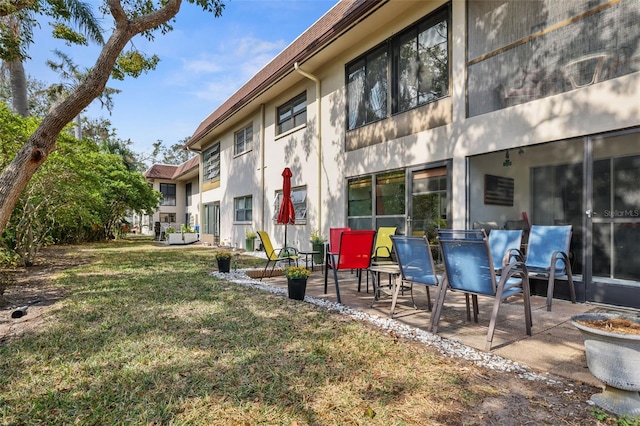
[326,230,376,304]
[324,227,350,292]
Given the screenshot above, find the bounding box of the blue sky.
[27,0,337,156]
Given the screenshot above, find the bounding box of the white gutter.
[186,146,203,238]
[293,62,322,232]
[260,103,266,233]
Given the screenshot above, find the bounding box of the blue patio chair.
[487,229,523,273]
[432,230,532,351]
[389,235,442,316]
[514,225,576,312]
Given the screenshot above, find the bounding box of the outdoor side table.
[369,263,402,318]
[298,250,320,271]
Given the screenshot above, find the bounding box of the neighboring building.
[183,1,640,309]
[143,156,200,238]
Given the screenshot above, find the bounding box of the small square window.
[277,93,307,135]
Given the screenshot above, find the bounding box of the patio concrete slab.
[252,267,635,389]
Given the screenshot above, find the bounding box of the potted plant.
[571,312,640,416]
[309,228,327,265]
[284,265,311,300]
[245,229,257,251]
[215,251,233,273]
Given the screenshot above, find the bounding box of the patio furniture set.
[256,225,575,351]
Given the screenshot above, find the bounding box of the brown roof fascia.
[143,164,178,180]
[172,155,199,180]
[188,0,384,148]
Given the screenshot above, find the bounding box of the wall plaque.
[484,174,514,206]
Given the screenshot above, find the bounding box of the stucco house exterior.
[143,155,200,238]
[159,0,639,309]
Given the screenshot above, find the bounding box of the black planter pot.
[287,278,307,300]
[217,258,231,273]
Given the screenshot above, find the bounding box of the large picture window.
[393,9,449,113]
[346,6,450,130]
[159,183,176,206]
[347,45,388,130]
[277,93,307,134]
[467,0,640,116]
[234,195,253,222]
[235,124,253,155]
[203,142,220,182]
[347,171,406,230]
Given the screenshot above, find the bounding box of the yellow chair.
[257,231,299,280]
[373,226,397,263]
[367,226,397,293]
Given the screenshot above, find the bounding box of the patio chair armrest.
[551,250,570,269]
[508,248,524,263]
[501,261,529,283]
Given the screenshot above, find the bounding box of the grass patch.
[0,241,614,425]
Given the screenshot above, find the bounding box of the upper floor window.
[277,92,307,134]
[234,195,253,222]
[346,6,450,130]
[393,9,449,113]
[159,183,176,206]
[467,0,639,116]
[235,124,253,155]
[186,182,192,206]
[347,45,388,130]
[203,142,220,182]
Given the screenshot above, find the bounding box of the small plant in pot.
[284,266,311,301]
[309,228,327,265]
[245,229,257,251]
[215,251,232,273]
[571,312,640,417]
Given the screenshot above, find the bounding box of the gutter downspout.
[260,103,266,234]
[294,62,322,233]
[186,146,203,240]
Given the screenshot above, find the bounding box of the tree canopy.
[0,102,161,266]
[0,0,225,234]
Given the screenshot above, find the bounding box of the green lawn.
[0,240,619,425]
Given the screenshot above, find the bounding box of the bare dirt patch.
[0,247,84,343]
[577,318,640,335]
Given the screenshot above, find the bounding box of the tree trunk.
[0,0,183,234]
[8,59,29,117]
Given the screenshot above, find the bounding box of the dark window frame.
[234,124,253,155]
[277,92,307,135]
[346,5,451,130]
[234,195,253,223]
[203,142,220,182]
[159,183,176,206]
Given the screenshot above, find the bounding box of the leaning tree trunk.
[0,0,183,234]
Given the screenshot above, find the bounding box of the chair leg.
[324,256,330,294]
[260,260,272,281]
[389,274,402,319]
[567,269,576,304]
[370,270,380,305]
[485,297,503,352]
[332,265,342,304]
[546,270,556,312]
[429,277,448,334]
[464,294,471,322]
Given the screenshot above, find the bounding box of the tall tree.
[1,0,104,116]
[0,0,225,234]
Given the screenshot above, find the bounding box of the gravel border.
[211,269,576,389]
